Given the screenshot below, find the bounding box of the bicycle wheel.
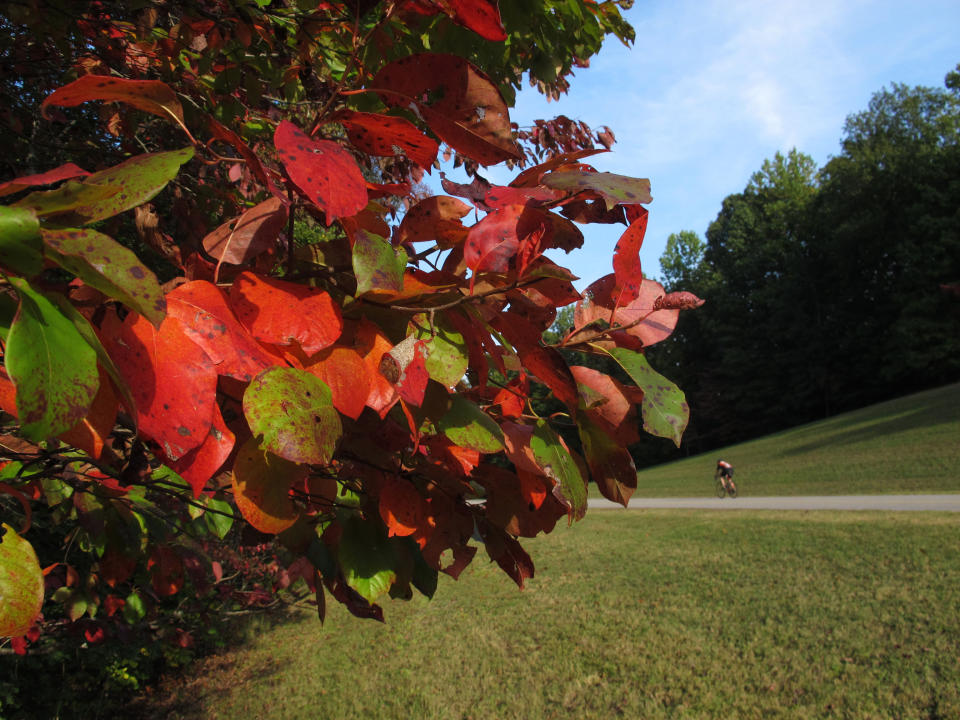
[715,479,726,498]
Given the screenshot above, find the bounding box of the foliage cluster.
[0,1,703,694]
[647,68,960,458]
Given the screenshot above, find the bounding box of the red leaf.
[479,520,534,589]
[166,279,285,382]
[492,314,579,410]
[354,319,400,417]
[570,366,642,446]
[573,275,679,348]
[103,594,125,617]
[274,120,367,223]
[168,403,236,497]
[481,466,562,537]
[0,163,90,198]
[492,374,527,418]
[445,0,507,41]
[229,271,343,355]
[383,338,430,407]
[657,291,705,310]
[378,476,429,538]
[371,54,520,166]
[148,547,184,597]
[202,197,289,266]
[336,110,439,170]
[463,204,526,280]
[43,76,188,135]
[303,346,372,420]
[612,207,648,308]
[484,185,561,209]
[100,312,217,461]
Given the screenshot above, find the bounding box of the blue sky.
[444,0,960,289]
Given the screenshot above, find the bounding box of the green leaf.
[46,292,138,419]
[243,367,342,465]
[0,292,18,341]
[530,419,587,520]
[0,523,44,637]
[203,497,235,540]
[13,181,119,218]
[0,206,43,276]
[542,170,652,210]
[413,315,469,387]
[602,347,689,447]
[338,515,396,603]
[42,228,166,326]
[50,148,195,225]
[352,229,407,296]
[4,278,99,441]
[123,591,146,624]
[436,395,505,453]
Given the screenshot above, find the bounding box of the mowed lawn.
[625,382,960,498]
[141,510,960,720]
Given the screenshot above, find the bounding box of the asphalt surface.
[588,494,960,512]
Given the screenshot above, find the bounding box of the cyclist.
[715,460,737,496]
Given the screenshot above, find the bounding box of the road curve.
[588,494,960,512]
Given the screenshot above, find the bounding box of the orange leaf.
[229,271,343,355]
[231,438,304,535]
[57,366,118,460]
[303,346,372,421]
[378,476,428,538]
[168,403,236,497]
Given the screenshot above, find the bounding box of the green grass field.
[140,510,960,720]
[622,383,960,498]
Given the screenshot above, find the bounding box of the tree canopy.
[0,0,706,678]
[644,67,960,458]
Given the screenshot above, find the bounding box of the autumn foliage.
[0,0,699,652]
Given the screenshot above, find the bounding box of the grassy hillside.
[138,511,960,720]
[626,382,960,497]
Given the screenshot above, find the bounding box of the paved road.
[588,494,960,512]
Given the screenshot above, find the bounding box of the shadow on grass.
[780,388,958,457]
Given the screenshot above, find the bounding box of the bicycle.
[715,475,738,499]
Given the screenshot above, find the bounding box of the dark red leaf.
[274,120,367,223]
[336,109,439,170]
[371,54,520,166]
[611,207,648,308]
[492,314,579,409]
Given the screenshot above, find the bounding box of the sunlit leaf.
[378,476,428,538]
[5,279,99,441]
[42,228,166,327]
[611,207,648,307]
[166,280,283,382]
[336,109,439,169]
[436,395,504,453]
[169,404,236,497]
[601,347,689,447]
[230,271,342,355]
[100,311,217,461]
[42,76,188,133]
[543,170,652,210]
[412,315,469,388]
[398,195,472,247]
[530,419,587,520]
[43,148,195,225]
[303,346,372,421]
[338,515,397,603]
[0,523,44,637]
[14,181,119,218]
[243,367,342,465]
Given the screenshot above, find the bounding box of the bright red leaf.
[611,207,648,308]
[168,403,236,497]
[0,163,90,198]
[166,279,285,382]
[304,346,373,420]
[100,311,217,461]
[229,271,343,355]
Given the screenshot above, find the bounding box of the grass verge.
[624,382,960,497]
[137,510,960,720]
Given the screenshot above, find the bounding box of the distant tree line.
[636,65,960,465]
